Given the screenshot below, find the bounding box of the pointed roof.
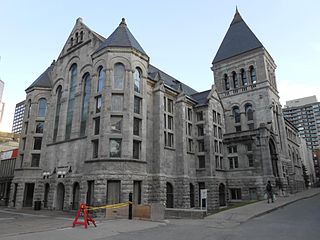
[212,9,264,64]
[26,63,53,91]
[96,18,147,55]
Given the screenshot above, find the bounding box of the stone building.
[10,10,306,212]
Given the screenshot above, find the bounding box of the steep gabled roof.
[191,90,211,106]
[26,63,53,91]
[95,18,147,55]
[148,64,198,96]
[212,9,264,64]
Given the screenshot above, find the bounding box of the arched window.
[97,67,104,92]
[245,104,253,121]
[53,86,62,141]
[113,63,125,90]
[75,32,79,43]
[232,71,238,88]
[27,99,31,118]
[133,68,141,93]
[70,37,74,47]
[80,73,91,136]
[65,64,77,140]
[80,31,83,41]
[224,74,230,91]
[241,68,247,86]
[249,66,257,85]
[233,106,240,123]
[37,98,47,117]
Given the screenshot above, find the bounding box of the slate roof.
[95,18,147,55]
[148,64,198,96]
[26,64,53,91]
[212,9,264,64]
[191,90,211,106]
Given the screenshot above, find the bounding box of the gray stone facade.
[10,12,307,213]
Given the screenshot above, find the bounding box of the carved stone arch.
[108,56,131,70]
[79,63,93,77]
[131,60,148,77]
[52,78,64,95]
[64,56,81,84]
[93,58,107,72]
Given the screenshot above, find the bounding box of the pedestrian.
[266,181,274,203]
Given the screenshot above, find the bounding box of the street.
[109,194,320,240]
[0,194,319,240]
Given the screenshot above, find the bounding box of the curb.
[248,191,320,221]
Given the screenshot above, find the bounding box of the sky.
[0,0,319,132]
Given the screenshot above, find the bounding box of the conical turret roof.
[96,18,147,55]
[212,9,264,64]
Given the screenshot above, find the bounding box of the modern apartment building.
[12,101,25,134]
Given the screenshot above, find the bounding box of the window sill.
[85,158,146,164]
[164,146,175,151]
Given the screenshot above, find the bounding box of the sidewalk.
[204,187,320,228]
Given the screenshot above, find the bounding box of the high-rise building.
[11,101,25,134]
[283,96,320,181]
[283,96,320,151]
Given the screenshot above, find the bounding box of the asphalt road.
[109,194,320,240]
[0,194,319,240]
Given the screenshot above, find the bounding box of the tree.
[302,163,310,188]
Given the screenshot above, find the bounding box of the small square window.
[31,154,40,167]
[198,156,205,169]
[34,137,42,150]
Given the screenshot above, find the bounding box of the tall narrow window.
[134,96,141,114]
[110,139,121,158]
[249,66,257,85]
[133,140,141,159]
[233,106,240,123]
[94,117,100,135]
[53,86,62,141]
[241,68,247,86]
[65,64,77,140]
[134,68,141,93]
[113,63,125,90]
[27,99,31,118]
[245,104,254,121]
[224,74,230,91]
[232,71,238,88]
[97,67,105,92]
[38,98,47,117]
[92,140,99,158]
[80,73,91,136]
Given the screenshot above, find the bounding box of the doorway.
[23,183,35,207]
[219,183,226,206]
[166,182,174,208]
[72,182,80,210]
[43,183,50,208]
[56,183,65,210]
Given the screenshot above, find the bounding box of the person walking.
[266,181,274,203]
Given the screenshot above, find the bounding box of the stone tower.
[211,9,290,198]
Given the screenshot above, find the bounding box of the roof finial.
[120,18,127,27]
[231,6,242,25]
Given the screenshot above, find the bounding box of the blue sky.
[0,0,319,131]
